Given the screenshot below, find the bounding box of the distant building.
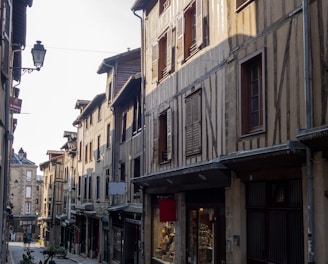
[9,148,40,242]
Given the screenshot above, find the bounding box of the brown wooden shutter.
[196,0,203,48]
[193,91,202,153]
[166,29,172,74]
[153,115,159,164]
[152,43,159,81]
[185,96,193,155]
[166,108,172,161]
[176,14,184,62]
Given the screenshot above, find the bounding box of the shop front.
[133,161,230,264]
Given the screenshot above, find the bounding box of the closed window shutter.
[153,116,159,164]
[185,96,193,155]
[166,108,172,161]
[193,91,202,153]
[196,0,203,48]
[166,28,172,74]
[176,14,184,62]
[2,0,12,77]
[152,43,158,81]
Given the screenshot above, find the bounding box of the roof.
[11,153,36,167]
[97,47,141,74]
[112,73,141,107]
[73,93,106,126]
[131,0,156,12]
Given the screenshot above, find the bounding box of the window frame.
[239,49,266,137]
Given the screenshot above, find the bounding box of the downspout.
[102,61,115,206]
[302,0,314,263]
[133,8,145,263]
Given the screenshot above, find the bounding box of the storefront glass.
[152,208,176,263]
[187,208,214,264]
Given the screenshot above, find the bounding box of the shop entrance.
[186,189,225,264]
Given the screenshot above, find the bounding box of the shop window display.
[152,208,176,263]
[187,208,214,264]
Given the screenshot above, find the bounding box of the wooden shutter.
[152,43,159,81]
[176,14,184,62]
[153,115,159,164]
[2,0,12,77]
[166,108,172,161]
[196,0,203,48]
[166,29,172,74]
[193,91,202,153]
[185,96,193,155]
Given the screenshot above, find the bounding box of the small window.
[79,141,82,161]
[26,186,32,198]
[106,124,111,148]
[89,141,93,161]
[133,157,141,194]
[133,93,142,134]
[26,171,32,181]
[240,51,265,135]
[121,112,127,142]
[159,109,172,163]
[85,144,88,163]
[96,176,100,200]
[185,90,202,156]
[25,202,31,214]
[97,135,101,161]
[98,105,102,121]
[120,163,126,182]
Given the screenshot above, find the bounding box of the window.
[236,0,254,11]
[26,186,32,198]
[121,112,127,142]
[246,180,304,263]
[25,202,31,214]
[133,157,141,195]
[89,113,93,125]
[88,176,92,200]
[79,141,82,161]
[98,105,101,121]
[89,141,93,161]
[106,124,111,148]
[176,0,209,62]
[105,177,110,198]
[152,28,173,83]
[240,51,265,135]
[133,92,142,134]
[26,170,32,181]
[84,177,87,200]
[96,176,100,200]
[185,90,201,156]
[108,81,113,102]
[159,109,172,163]
[2,0,11,77]
[159,0,170,14]
[97,135,101,161]
[120,162,126,182]
[85,144,88,163]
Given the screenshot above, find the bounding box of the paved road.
[8,242,76,264]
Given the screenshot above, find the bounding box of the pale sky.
[12,0,141,174]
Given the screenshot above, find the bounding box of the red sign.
[9,97,22,113]
[159,199,176,222]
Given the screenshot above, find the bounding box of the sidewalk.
[65,251,100,264]
[8,241,99,264]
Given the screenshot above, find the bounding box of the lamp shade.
[31,41,46,69]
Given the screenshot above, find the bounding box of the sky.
[12,0,141,174]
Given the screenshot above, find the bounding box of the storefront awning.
[123,204,142,214]
[220,140,306,172]
[131,160,230,191]
[107,204,128,212]
[56,214,67,220]
[75,203,94,211]
[297,125,328,151]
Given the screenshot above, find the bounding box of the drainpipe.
[303,0,314,263]
[133,8,145,264]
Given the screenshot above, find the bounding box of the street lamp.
[11,40,46,73]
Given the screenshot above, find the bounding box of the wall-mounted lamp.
[11,40,46,73]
